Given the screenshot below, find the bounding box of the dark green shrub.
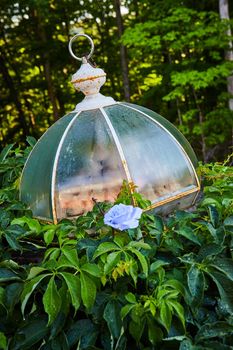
[0,145,232,350]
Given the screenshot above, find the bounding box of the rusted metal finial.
[68,33,115,111]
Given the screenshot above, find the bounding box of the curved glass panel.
[122,102,198,167]
[104,104,198,203]
[55,109,126,219]
[152,192,198,216]
[20,113,77,221]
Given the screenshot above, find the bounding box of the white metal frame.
[51,111,81,223]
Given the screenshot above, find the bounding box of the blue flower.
[104,204,143,231]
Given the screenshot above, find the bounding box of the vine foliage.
[0,144,232,349]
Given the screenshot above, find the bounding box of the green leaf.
[206,269,233,313]
[59,272,81,313]
[224,216,233,227]
[121,304,135,319]
[0,287,6,310]
[104,300,122,338]
[114,234,127,248]
[157,267,165,283]
[128,241,151,250]
[200,341,233,350]
[208,205,219,228]
[164,335,187,342]
[157,288,175,300]
[50,290,70,340]
[80,271,96,310]
[211,257,233,281]
[11,216,41,234]
[58,254,78,269]
[196,321,233,341]
[77,238,99,260]
[21,273,51,315]
[129,248,148,276]
[5,232,22,251]
[0,332,7,350]
[163,279,185,296]
[147,318,163,345]
[0,259,21,270]
[5,283,23,313]
[0,143,15,162]
[179,253,196,265]
[27,266,46,280]
[26,136,37,147]
[58,280,71,316]
[169,300,185,328]
[44,247,60,261]
[28,218,41,233]
[129,261,138,285]
[44,229,55,245]
[66,319,98,348]
[43,276,61,325]
[61,247,79,267]
[165,291,180,299]
[153,215,164,232]
[199,221,224,243]
[187,265,204,304]
[150,260,169,273]
[81,263,101,277]
[125,292,137,304]
[176,227,201,245]
[104,251,121,275]
[92,242,119,259]
[160,301,172,332]
[197,243,223,262]
[149,301,156,316]
[179,338,194,350]
[129,319,145,344]
[10,317,48,350]
[176,211,197,222]
[0,268,21,282]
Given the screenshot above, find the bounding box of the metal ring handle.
[68,33,94,62]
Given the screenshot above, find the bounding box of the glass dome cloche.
[20,34,200,223]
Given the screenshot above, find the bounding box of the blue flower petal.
[104,204,142,230]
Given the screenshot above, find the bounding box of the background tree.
[219,0,233,147]
[0,0,232,162]
[114,0,131,101]
[123,0,233,161]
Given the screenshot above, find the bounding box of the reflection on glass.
[20,113,77,220]
[105,104,197,203]
[55,109,126,219]
[153,192,198,215]
[125,102,198,167]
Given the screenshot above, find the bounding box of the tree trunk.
[167,48,183,125]
[192,88,207,162]
[34,9,60,122]
[114,0,131,101]
[134,0,139,18]
[0,51,28,139]
[219,0,233,110]
[176,98,182,126]
[43,59,60,121]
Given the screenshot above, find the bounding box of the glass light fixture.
[20,34,200,223]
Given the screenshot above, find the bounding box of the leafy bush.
[0,144,232,350]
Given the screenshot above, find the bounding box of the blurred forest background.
[0,0,233,162]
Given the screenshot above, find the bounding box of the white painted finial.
[71,61,106,96]
[68,34,116,111]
